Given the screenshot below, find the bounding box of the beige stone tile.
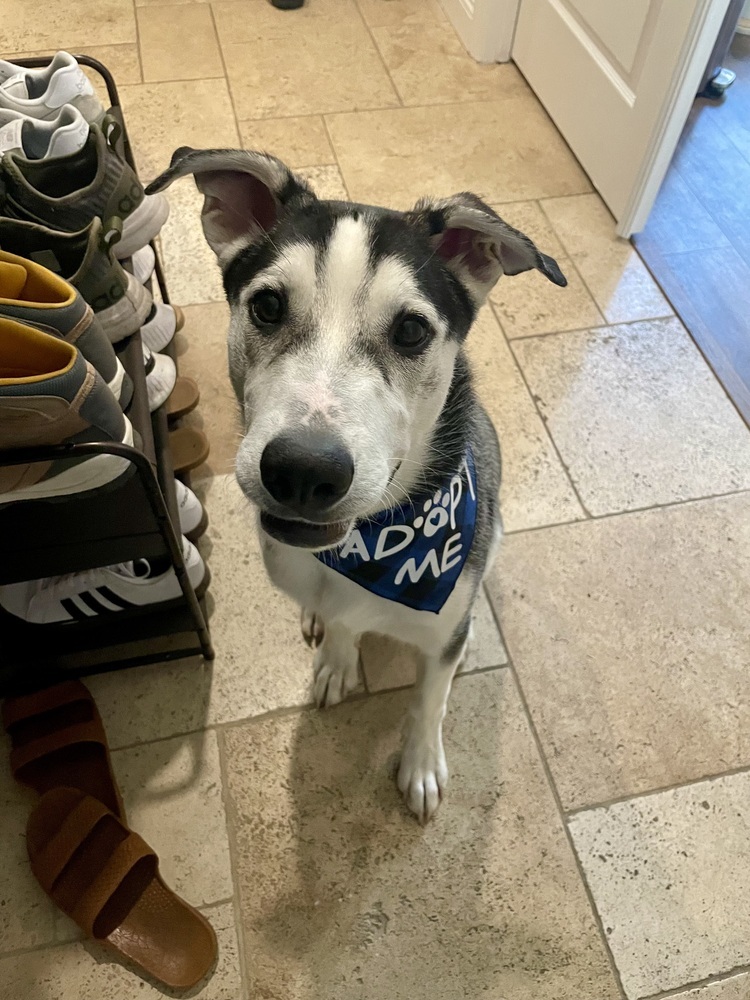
[467,306,585,531]
[0,736,59,952]
[0,902,242,998]
[158,183,226,306]
[570,774,750,998]
[198,474,314,724]
[542,194,673,324]
[491,257,604,338]
[174,302,239,479]
[488,201,604,338]
[512,318,750,514]
[223,671,619,999]
[327,98,593,209]
[356,0,448,27]
[240,115,336,167]
[487,492,750,810]
[136,0,209,5]
[137,4,223,83]
[1,0,135,51]
[361,587,508,692]
[88,475,315,739]
[114,731,232,906]
[118,78,239,182]
[296,164,349,200]
[214,0,399,119]
[373,21,527,105]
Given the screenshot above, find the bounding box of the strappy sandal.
[3,680,124,819]
[27,787,217,990]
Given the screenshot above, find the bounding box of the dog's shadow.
[244,658,547,999]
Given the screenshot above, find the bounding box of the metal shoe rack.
[0,55,214,696]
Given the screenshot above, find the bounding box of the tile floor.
[2,2,750,998]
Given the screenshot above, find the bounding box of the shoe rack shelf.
[0,55,214,695]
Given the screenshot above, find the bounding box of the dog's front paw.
[301,608,325,648]
[313,646,360,708]
[398,735,448,823]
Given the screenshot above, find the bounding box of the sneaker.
[0,248,131,405]
[143,345,176,412]
[0,52,104,124]
[0,216,151,343]
[0,121,169,258]
[175,480,208,540]
[0,105,89,161]
[141,301,184,353]
[132,243,156,285]
[0,538,208,623]
[0,319,134,502]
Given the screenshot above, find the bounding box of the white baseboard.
[736,17,750,34]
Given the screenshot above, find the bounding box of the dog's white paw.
[398,735,448,823]
[301,608,325,648]
[313,646,360,708]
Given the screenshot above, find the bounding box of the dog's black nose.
[260,431,354,517]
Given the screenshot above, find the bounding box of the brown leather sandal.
[169,426,210,473]
[28,787,217,990]
[2,680,124,819]
[167,375,200,420]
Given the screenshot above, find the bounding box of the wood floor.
[635,32,750,426]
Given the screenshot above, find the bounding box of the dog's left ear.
[146,147,314,262]
[409,193,567,306]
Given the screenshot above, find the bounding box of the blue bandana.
[316,450,477,614]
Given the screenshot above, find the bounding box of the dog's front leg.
[313,619,361,708]
[398,621,469,824]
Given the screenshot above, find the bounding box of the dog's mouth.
[259,512,351,550]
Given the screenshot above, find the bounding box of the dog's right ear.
[146,147,315,261]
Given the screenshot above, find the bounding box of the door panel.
[512,0,727,228]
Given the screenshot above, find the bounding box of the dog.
[147,150,566,821]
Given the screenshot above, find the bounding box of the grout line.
[321,117,352,200]
[351,0,404,109]
[215,728,253,995]
[641,964,750,1000]
[504,312,676,344]
[132,0,145,84]
[498,312,593,518]
[482,597,629,1000]
[208,4,243,145]
[565,760,750,819]
[503,483,750,537]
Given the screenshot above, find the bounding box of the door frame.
[439,0,519,62]
[442,0,732,236]
[618,0,734,236]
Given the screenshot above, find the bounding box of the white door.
[511,0,732,235]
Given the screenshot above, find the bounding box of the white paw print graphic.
[413,489,452,537]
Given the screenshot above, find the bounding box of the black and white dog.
[148,150,566,821]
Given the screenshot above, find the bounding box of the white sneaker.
[0,52,104,123]
[142,345,176,412]
[0,105,89,160]
[141,302,183,353]
[132,244,156,285]
[0,538,207,623]
[175,480,208,540]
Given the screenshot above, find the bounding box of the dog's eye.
[391,314,432,356]
[250,290,285,328]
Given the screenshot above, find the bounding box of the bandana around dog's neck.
[316,449,477,614]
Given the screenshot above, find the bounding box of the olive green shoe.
[0,121,169,258]
[0,216,151,344]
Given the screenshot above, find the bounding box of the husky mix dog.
[148,150,566,822]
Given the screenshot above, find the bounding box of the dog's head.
[148,149,566,549]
